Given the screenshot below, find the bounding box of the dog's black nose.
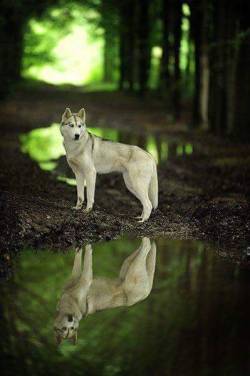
[68,314,73,322]
[74,134,80,140]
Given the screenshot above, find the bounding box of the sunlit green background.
[23,5,104,86]
[21,2,192,90]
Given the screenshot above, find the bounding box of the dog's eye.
[62,326,67,330]
[68,123,74,128]
[78,125,81,128]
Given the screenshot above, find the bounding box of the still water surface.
[20,124,193,185]
[0,237,249,376]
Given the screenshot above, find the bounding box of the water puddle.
[20,123,193,185]
[0,236,249,375]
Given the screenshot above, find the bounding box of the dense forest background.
[0,5,250,371]
[0,0,249,139]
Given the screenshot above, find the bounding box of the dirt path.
[0,84,249,266]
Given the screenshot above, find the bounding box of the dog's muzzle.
[74,134,80,140]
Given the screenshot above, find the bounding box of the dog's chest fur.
[64,134,137,174]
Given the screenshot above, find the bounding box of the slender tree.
[100,0,119,83]
[172,0,182,119]
[137,0,151,95]
[160,0,171,93]
[232,1,250,140]
[190,0,202,128]
[118,0,136,90]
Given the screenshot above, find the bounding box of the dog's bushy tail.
[149,163,158,209]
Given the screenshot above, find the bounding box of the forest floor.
[0,82,250,267]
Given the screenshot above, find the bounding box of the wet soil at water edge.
[0,84,250,269]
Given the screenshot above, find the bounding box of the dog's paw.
[134,215,143,220]
[72,205,82,210]
[83,207,93,213]
[138,217,148,223]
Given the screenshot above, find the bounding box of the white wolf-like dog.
[60,108,158,222]
[54,237,156,345]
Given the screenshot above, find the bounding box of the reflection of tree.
[155,135,162,163]
[0,278,54,374]
[168,142,177,159]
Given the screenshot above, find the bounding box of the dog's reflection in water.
[54,237,156,345]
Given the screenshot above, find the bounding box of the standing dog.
[60,108,158,222]
[54,238,156,345]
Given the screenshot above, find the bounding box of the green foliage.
[14,0,195,94]
[20,124,65,165]
[22,2,105,85]
[23,20,59,70]
[22,4,79,71]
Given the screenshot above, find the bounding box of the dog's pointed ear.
[70,332,77,345]
[62,107,72,123]
[77,108,85,122]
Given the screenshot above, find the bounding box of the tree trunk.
[118,2,127,90]
[191,1,202,128]
[0,9,24,98]
[208,0,238,136]
[159,0,170,93]
[233,0,250,140]
[101,0,118,83]
[103,28,116,82]
[119,28,126,90]
[199,0,210,130]
[118,0,136,91]
[137,0,151,96]
[127,0,136,91]
[214,0,228,136]
[172,0,182,119]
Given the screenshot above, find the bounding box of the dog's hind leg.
[123,172,138,199]
[148,164,158,210]
[119,244,142,280]
[119,237,151,280]
[125,238,151,276]
[136,187,152,222]
[122,238,152,303]
[124,172,152,222]
[146,241,157,290]
[123,172,147,220]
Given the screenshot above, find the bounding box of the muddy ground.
[0,83,250,271]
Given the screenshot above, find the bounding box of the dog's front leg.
[73,172,85,210]
[77,244,93,304]
[68,160,85,210]
[72,247,83,277]
[85,167,96,212]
